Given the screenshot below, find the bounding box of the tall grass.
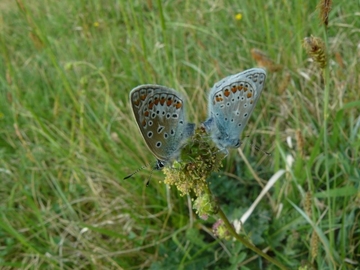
[0,0,359,269]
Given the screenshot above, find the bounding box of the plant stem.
[205,186,288,269]
[322,26,335,264]
[217,208,288,270]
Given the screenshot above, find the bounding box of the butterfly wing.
[204,68,266,149]
[130,85,194,163]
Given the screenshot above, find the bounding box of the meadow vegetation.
[0,0,359,269]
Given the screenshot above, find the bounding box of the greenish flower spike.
[303,36,327,69]
[162,127,224,196]
[212,219,232,241]
[193,192,219,220]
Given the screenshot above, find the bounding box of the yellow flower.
[93,21,99,27]
[235,13,242,21]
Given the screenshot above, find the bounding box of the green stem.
[322,27,334,262]
[206,187,288,269]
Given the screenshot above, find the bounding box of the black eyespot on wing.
[156,141,162,148]
[157,126,164,133]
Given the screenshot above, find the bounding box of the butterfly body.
[130,84,195,169]
[203,68,266,151]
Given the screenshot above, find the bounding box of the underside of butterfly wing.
[130,85,194,162]
[204,68,266,149]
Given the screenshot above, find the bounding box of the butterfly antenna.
[123,163,151,180]
[252,144,272,156]
[145,168,155,186]
[243,136,271,156]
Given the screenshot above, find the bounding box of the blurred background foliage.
[0,0,359,269]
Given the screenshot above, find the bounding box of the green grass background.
[0,0,359,269]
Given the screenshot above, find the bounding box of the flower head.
[303,36,327,69]
[162,127,224,196]
[235,13,243,21]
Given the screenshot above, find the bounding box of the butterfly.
[202,68,266,152]
[125,84,195,179]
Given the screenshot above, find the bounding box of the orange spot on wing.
[231,85,237,93]
[142,120,146,127]
[244,87,248,92]
[175,101,182,109]
[250,100,254,104]
[216,97,223,102]
[160,97,166,105]
[237,85,243,91]
[148,102,154,109]
[247,92,252,98]
[140,94,147,100]
[144,111,149,117]
[167,99,173,106]
[133,99,140,106]
[224,89,230,97]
